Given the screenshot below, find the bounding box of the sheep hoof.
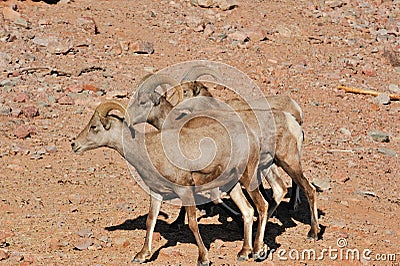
[307,229,318,240]
[132,251,150,263]
[237,250,251,261]
[253,246,268,261]
[197,261,210,266]
[132,257,145,264]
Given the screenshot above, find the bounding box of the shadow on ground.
[105,187,325,263]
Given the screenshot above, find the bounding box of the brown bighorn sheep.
[178,65,304,210]
[127,73,319,241]
[71,100,269,265]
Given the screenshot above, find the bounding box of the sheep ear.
[100,116,111,130]
[150,93,160,106]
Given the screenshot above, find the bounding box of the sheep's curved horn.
[181,65,222,82]
[96,100,127,118]
[138,73,183,105]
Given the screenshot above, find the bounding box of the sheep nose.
[71,142,76,149]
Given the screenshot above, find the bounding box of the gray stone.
[312,177,331,192]
[374,93,390,105]
[368,130,390,142]
[388,84,400,94]
[0,104,11,116]
[14,18,29,28]
[339,128,351,136]
[377,148,397,157]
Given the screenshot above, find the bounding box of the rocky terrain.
[0,0,399,265]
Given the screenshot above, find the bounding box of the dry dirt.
[0,0,399,265]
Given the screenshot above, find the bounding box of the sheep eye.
[90,125,97,131]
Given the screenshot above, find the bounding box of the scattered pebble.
[73,239,94,250]
[312,177,331,192]
[22,106,39,118]
[14,125,33,139]
[368,130,390,142]
[377,148,397,157]
[388,84,400,94]
[374,93,390,105]
[57,95,74,105]
[0,249,9,261]
[131,41,154,54]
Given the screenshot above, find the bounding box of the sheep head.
[71,100,127,154]
[127,74,182,127]
[168,65,221,106]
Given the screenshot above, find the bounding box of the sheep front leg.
[185,205,209,266]
[133,195,162,263]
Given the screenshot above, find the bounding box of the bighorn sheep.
[127,72,319,240]
[71,100,270,265]
[178,65,304,210]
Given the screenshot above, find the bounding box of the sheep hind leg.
[170,207,186,230]
[263,164,287,219]
[279,161,319,240]
[288,181,301,211]
[185,205,209,266]
[229,183,254,261]
[245,186,269,260]
[133,194,162,263]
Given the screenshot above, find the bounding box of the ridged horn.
[137,73,183,105]
[181,65,221,82]
[96,100,127,118]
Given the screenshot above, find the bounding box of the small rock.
[362,66,376,77]
[22,106,39,118]
[227,31,249,42]
[65,86,83,93]
[325,0,344,8]
[0,231,14,247]
[68,194,84,205]
[82,84,99,92]
[76,228,93,238]
[131,41,154,54]
[388,84,400,94]
[0,104,11,116]
[49,239,66,250]
[312,177,331,192]
[159,246,183,258]
[77,17,98,34]
[14,92,30,103]
[377,148,397,157]
[30,152,43,160]
[46,145,57,153]
[119,40,130,52]
[374,93,390,105]
[204,24,215,37]
[356,190,376,197]
[368,130,390,142]
[14,125,32,139]
[213,239,225,249]
[14,18,29,29]
[339,127,351,136]
[57,95,74,105]
[193,0,214,8]
[0,79,13,87]
[0,249,9,261]
[73,239,93,250]
[114,238,130,248]
[217,0,238,10]
[11,107,22,117]
[2,6,21,21]
[108,90,128,98]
